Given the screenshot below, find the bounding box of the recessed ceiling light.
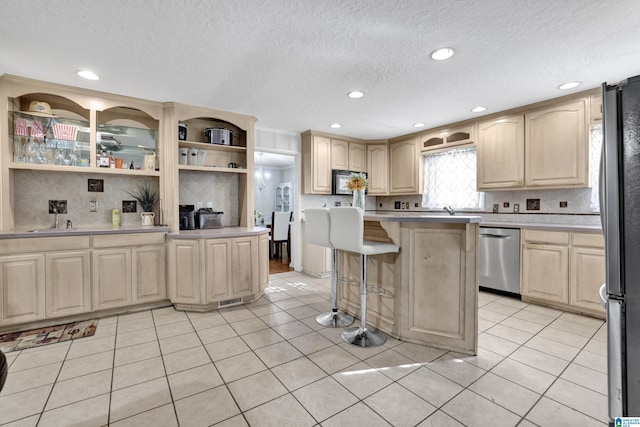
[347,90,364,99]
[77,70,100,80]
[471,106,487,113]
[330,123,342,129]
[557,81,581,90]
[413,123,426,128]
[430,47,455,61]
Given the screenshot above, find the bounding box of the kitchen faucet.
[443,206,455,216]
[51,207,59,229]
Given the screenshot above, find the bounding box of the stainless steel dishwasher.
[479,227,521,296]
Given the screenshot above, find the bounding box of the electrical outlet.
[206,201,213,208]
[196,202,203,210]
[89,201,97,212]
[513,203,520,213]
[401,202,406,209]
[49,200,67,214]
[405,203,409,210]
[394,201,401,209]
[492,204,499,213]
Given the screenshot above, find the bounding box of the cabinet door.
[570,246,606,315]
[525,99,588,188]
[258,233,270,293]
[0,254,45,325]
[204,238,232,302]
[231,236,258,297]
[313,136,332,193]
[46,251,91,317]
[389,137,420,194]
[92,248,132,310]
[477,115,525,190]
[331,138,349,170]
[521,243,569,304]
[169,240,200,304]
[349,142,366,172]
[132,245,166,304]
[366,143,389,195]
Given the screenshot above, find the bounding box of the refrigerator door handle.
[608,298,625,418]
[602,83,623,297]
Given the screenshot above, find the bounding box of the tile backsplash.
[13,170,161,229]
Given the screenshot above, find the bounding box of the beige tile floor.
[0,271,608,426]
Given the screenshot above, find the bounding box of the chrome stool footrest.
[366,285,387,296]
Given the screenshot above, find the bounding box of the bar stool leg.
[316,249,355,327]
[341,254,387,347]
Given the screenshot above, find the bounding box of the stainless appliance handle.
[479,234,510,239]
[608,298,624,418]
[602,82,623,297]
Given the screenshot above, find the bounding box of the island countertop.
[363,212,482,223]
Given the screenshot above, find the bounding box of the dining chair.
[271,211,292,260]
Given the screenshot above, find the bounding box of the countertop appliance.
[478,226,520,296]
[204,127,233,145]
[332,170,368,195]
[601,75,640,420]
[196,208,224,229]
[179,205,195,230]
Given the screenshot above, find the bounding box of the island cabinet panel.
[92,248,132,310]
[205,238,232,301]
[132,245,167,304]
[0,254,45,325]
[402,226,473,350]
[46,251,91,317]
[169,239,200,304]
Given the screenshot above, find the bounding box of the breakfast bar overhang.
[336,213,481,355]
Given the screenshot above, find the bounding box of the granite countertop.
[364,212,482,224]
[0,225,171,239]
[480,221,602,233]
[168,226,270,239]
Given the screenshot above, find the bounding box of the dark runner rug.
[0,319,98,353]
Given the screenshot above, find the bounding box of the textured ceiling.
[1,0,640,140]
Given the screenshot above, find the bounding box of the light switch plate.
[89,201,97,212]
[513,203,520,213]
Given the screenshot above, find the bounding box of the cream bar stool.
[305,208,355,328]
[329,207,399,347]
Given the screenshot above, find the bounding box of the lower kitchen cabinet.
[169,232,268,310]
[93,233,167,311]
[0,254,45,325]
[46,251,91,317]
[521,229,605,317]
[133,245,167,304]
[92,248,132,311]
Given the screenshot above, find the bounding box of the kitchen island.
[337,213,481,354]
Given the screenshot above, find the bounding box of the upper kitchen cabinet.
[476,114,525,190]
[302,132,332,194]
[389,136,422,194]
[525,98,588,188]
[163,102,256,229]
[476,93,593,191]
[590,93,602,124]
[1,75,162,176]
[421,123,475,152]
[331,138,367,172]
[366,142,389,195]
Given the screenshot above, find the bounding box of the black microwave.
[332,170,368,195]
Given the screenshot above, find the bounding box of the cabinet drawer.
[0,236,90,255]
[522,229,569,245]
[93,233,165,248]
[571,232,604,248]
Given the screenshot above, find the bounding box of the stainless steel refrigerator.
[601,75,640,420]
